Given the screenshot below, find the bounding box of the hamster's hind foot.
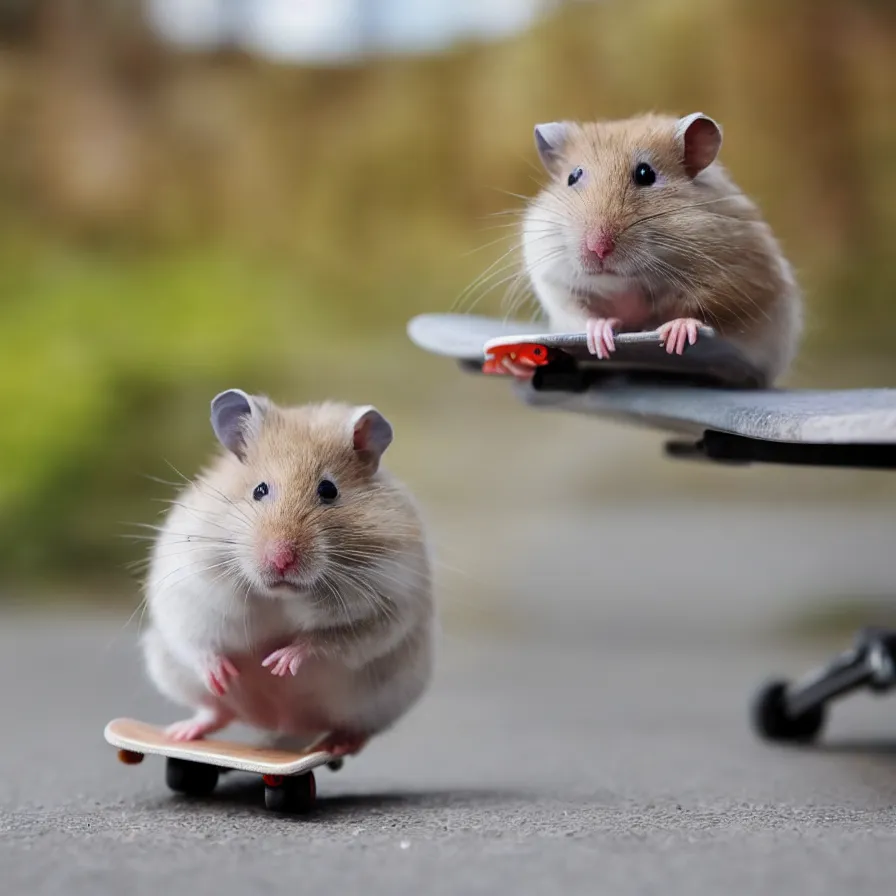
[657,317,704,355]
[166,706,235,742]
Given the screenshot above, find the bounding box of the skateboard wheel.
[751,679,825,744]
[326,758,344,772]
[165,757,220,796]
[264,771,316,813]
[117,749,144,765]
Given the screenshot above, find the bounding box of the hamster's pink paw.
[166,707,234,742]
[586,317,622,359]
[318,732,368,757]
[261,644,308,677]
[203,655,239,696]
[657,318,703,355]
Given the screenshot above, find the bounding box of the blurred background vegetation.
[1,0,895,610]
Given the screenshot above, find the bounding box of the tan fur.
[523,112,803,385]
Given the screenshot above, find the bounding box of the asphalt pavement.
[3,609,896,896]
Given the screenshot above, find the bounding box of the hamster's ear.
[676,113,722,179]
[210,389,268,460]
[534,122,571,174]
[351,406,393,471]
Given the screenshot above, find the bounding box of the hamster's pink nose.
[586,230,616,260]
[264,542,297,575]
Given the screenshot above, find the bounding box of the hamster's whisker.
[175,504,252,532]
[119,528,241,548]
[189,486,257,529]
[452,266,523,314]
[155,500,245,533]
[620,195,743,235]
[242,576,253,646]
[481,207,526,219]
[641,255,756,331]
[105,596,149,652]
[325,567,400,626]
[161,459,198,489]
[320,572,359,629]
[205,562,243,590]
[123,521,235,539]
[478,217,558,232]
[490,187,537,204]
[165,462,256,527]
[452,240,530,307]
[517,150,548,181]
[645,238,773,324]
[459,231,524,256]
[141,473,186,489]
[149,554,240,592]
[326,551,429,584]
[328,558,412,597]
[147,543,246,564]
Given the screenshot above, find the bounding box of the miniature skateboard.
[407,313,767,390]
[104,718,345,813]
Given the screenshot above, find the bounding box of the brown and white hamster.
[521,112,802,385]
[141,389,434,757]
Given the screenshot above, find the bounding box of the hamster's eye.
[252,482,269,501]
[633,163,657,187]
[567,167,584,187]
[317,479,338,504]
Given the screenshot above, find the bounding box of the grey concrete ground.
[3,604,896,896]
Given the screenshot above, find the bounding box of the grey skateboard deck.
[407,313,767,390]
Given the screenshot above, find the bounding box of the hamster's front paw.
[261,643,309,677]
[657,317,704,355]
[202,655,240,696]
[586,317,622,359]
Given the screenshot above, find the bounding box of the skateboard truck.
[751,627,896,744]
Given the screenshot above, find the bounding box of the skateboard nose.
[264,542,297,575]
[586,230,615,260]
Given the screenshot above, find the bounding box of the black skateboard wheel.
[751,679,825,744]
[165,757,220,796]
[263,771,316,813]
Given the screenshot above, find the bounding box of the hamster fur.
[522,112,802,385]
[141,389,434,756]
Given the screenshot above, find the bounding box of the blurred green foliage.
[0,0,894,590]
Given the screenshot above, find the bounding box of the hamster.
[140,389,434,757]
[520,112,802,386]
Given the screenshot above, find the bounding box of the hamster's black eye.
[567,167,584,187]
[252,482,269,501]
[317,479,338,503]
[633,163,656,187]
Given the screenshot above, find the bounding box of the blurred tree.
[0,0,894,590]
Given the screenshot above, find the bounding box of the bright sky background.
[146,0,550,62]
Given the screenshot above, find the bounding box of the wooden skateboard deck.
[104,718,337,776]
[407,313,767,389]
